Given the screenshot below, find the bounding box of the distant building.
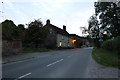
[44,19,73,48]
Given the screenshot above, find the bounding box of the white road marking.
[47,59,64,67]
[15,73,31,80]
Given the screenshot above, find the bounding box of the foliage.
[101,36,120,54]
[75,38,83,48]
[17,24,25,39]
[113,36,120,54]
[101,39,113,51]
[2,20,22,40]
[1,19,48,48]
[88,14,99,38]
[23,19,48,48]
[94,2,120,37]
[87,15,101,48]
[87,2,120,48]
[18,24,25,31]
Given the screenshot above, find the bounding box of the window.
[59,41,62,46]
[50,28,52,34]
[62,36,64,40]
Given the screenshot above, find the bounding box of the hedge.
[101,36,120,54]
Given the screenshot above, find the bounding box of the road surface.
[2,47,93,79]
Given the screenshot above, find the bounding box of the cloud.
[4,0,97,2]
[1,0,95,36]
[1,0,31,25]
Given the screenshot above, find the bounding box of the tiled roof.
[44,24,69,36]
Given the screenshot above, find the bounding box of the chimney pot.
[63,25,66,31]
[46,19,50,24]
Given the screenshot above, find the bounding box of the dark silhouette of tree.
[2,19,20,40]
[88,14,101,47]
[94,2,120,37]
[86,2,120,47]
[17,24,25,39]
[23,19,48,48]
[88,14,99,38]
[18,24,25,31]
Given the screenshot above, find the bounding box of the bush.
[101,40,114,51]
[101,36,120,54]
[113,36,120,54]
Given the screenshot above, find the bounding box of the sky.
[0,0,96,36]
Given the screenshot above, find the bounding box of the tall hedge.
[113,36,120,54]
[101,36,120,54]
[101,40,113,51]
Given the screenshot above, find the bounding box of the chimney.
[63,25,66,31]
[46,19,50,25]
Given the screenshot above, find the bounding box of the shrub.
[113,36,120,54]
[101,39,114,51]
[101,36,120,54]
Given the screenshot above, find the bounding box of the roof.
[44,23,69,36]
[69,34,88,39]
[69,34,81,38]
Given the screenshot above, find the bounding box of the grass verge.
[22,48,52,53]
[92,48,120,69]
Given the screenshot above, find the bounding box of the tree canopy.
[1,19,49,48]
[23,19,48,48]
[94,2,120,37]
[2,20,20,40]
[86,2,120,47]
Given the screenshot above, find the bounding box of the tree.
[88,14,101,47]
[23,19,48,48]
[86,2,120,47]
[2,19,20,40]
[94,2,120,37]
[18,24,25,31]
[88,14,99,38]
[17,24,25,39]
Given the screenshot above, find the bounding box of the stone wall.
[2,40,22,56]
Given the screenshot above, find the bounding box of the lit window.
[59,41,62,46]
[72,40,76,44]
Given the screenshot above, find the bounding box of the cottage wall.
[45,27,57,48]
[2,40,22,56]
[57,34,71,48]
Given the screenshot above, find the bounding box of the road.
[2,47,93,79]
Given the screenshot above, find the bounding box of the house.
[69,34,83,48]
[44,19,73,48]
[70,34,92,47]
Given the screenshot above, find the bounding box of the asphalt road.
[2,47,93,79]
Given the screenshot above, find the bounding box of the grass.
[92,48,120,69]
[21,48,52,53]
